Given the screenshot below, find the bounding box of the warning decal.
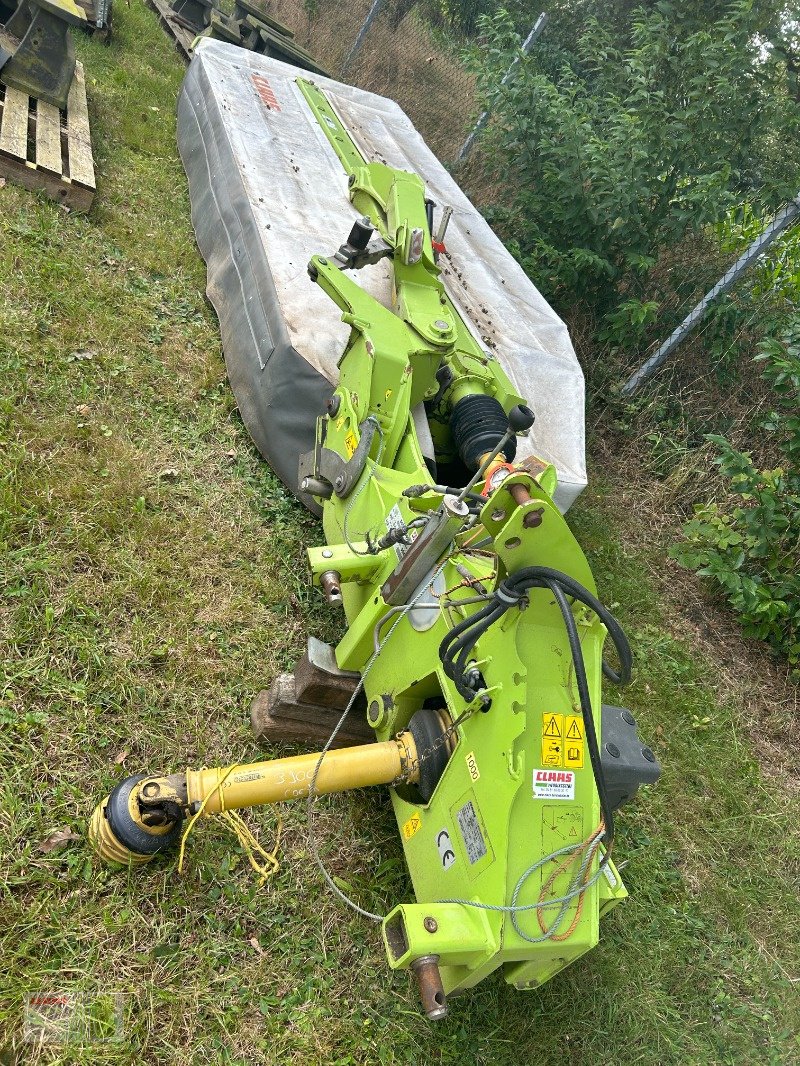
[252,75,281,112]
[541,712,564,768]
[344,431,358,458]
[542,805,584,844]
[533,769,575,800]
[566,717,582,739]
[564,715,585,769]
[402,812,422,840]
[542,712,563,738]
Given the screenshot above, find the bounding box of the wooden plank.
[0,145,92,210]
[146,0,195,62]
[65,62,94,188]
[0,87,31,162]
[293,640,361,711]
[0,63,94,210]
[35,100,63,174]
[251,679,373,748]
[251,708,373,749]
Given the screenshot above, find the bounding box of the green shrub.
[672,322,800,671]
[466,2,800,321]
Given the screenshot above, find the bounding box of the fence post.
[454,11,548,165]
[621,193,800,396]
[340,0,388,79]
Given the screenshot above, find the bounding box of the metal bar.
[455,11,548,164]
[297,77,366,175]
[186,733,417,812]
[340,0,388,78]
[622,193,800,396]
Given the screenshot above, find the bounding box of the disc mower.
[89,56,660,1019]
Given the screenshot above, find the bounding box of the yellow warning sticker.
[465,751,480,782]
[565,716,583,740]
[344,431,358,458]
[541,737,563,768]
[402,813,422,840]
[542,712,563,739]
[564,715,584,768]
[541,712,564,768]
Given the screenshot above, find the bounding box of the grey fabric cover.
[177,40,587,512]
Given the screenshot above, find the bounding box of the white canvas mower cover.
[177,39,588,512]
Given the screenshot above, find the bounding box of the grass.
[0,3,798,1063]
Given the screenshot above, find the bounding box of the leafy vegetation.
[468,1,800,326]
[673,323,800,671]
[461,2,800,669]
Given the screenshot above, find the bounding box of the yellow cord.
[221,809,282,883]
[177,765,282,883]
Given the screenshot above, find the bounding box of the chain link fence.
[265,0,483,162]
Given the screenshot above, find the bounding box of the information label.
[541,712,564,767]
[456,801,488,865]
[564,715,585,768]
[533,769,576,800]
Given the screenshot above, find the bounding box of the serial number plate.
[456,800,487,864]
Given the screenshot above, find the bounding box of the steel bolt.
[367,700,381,725]
[320,570,342,605]
[410,955,447,1021]
[321,549,333,559]
[606,742,620,758]
[423,917,438,934]
[433,319,449,332]
[523,507,544,529]
[622,709,636,726]
[642,747,656,763]
[327,394,341,416]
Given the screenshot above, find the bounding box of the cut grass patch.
[0,3,798,1063]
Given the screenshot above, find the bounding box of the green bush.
[467,2,800,322]
[672,322,800,671]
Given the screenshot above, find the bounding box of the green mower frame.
[90,77,659,1019]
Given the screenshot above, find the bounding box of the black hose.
[547,579,615,860]
[438,565,632,863]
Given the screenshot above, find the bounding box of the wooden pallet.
[146,0,196,63]
[0,61,95,211]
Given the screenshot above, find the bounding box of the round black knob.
[508,404,535,433]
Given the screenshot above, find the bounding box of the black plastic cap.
[348,217,373,251]
[508,404,535,433]
[105,774,184,856]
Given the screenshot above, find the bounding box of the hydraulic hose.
[438,565,632,862]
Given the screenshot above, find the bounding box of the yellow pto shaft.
[89,732,419,866]
[186,734,417,813]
